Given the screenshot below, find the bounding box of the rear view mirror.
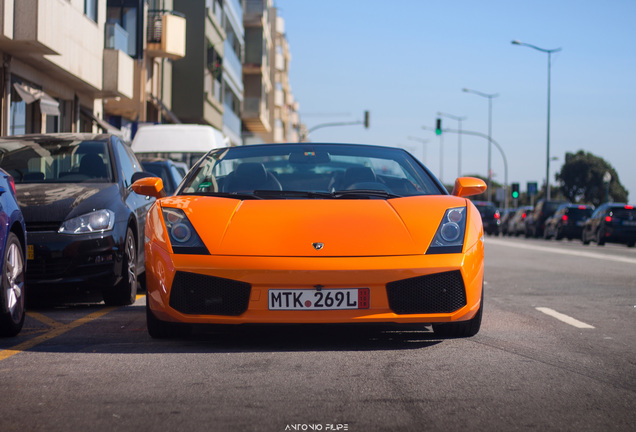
[132,176,166,198]
[451,177,487,197]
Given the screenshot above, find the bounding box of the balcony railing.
[105,22,129,52]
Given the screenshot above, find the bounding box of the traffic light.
[511,182,520,199]
[435,118,442,135]
[364,111,370,129]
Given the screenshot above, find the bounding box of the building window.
[85,0,98,22]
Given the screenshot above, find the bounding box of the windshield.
[180,144,443,199]
[0,139,113,183]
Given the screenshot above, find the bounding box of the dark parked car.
[582,203,636,247]
[498,207,517,236]
[0,169,27,336]
[473,201,500,235]
[0,134,154,305]
[544,204,594,240]
[525,199,569,238]
[140,158,185,196]
[508,206,533,236]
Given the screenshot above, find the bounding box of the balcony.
[146,10,186,60]
[243,96,270,133]
[11,0,68,55]
[102,49,133,100]
[105,22,128,52]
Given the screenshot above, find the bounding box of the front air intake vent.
[386,270,467,314]
[169,272,251,316]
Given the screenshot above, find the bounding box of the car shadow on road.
[7,302,445,354]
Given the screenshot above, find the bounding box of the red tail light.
[562,215,568,221]
[522,213,526,219]
[578,205,587,209]
[494,212,500,220]
[605,216,612,222]
[626,205,634,210]
[8,175,15,195]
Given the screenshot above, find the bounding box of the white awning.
[13,83,61,116]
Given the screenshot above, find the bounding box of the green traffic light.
[512,191,519,199]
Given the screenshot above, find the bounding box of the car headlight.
[162,208,209,255]
[58,209,115,234]
[426,207,466,254]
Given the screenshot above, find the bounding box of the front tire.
[597,228,606,246]
[146,298,188,339]
[432,287,483,338]
[0,233,26,337]
[103,227,137,306]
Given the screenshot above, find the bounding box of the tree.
[556,150,628,206]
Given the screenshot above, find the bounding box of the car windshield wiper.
[184,191,264,200]
[252,190,334,199]
[332,189,402,199]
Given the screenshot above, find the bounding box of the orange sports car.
[132,143,487,338]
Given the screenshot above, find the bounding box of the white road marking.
[486,238,636,265]
[536,307,595,329]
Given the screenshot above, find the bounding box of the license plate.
[27,245,34,260]
[576,221,584,226]
[268,288,370,310]
[623,220,636,226]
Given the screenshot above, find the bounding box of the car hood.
[15,183,119,223]
[161,195,474,257]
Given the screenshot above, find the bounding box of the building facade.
[0,0,301,146]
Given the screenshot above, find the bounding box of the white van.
[131,124,228,167]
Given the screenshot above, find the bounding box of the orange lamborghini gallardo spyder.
[132,143,487,339]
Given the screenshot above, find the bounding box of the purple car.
[0,168,27,337]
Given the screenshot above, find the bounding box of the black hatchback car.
[0,134,154,305]
[543,204,594,240]
[582,203,636,247]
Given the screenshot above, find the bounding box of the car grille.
[386,270,467,314]
[169,272,251,316]
[27,258,72,279]
[26,222,61,232]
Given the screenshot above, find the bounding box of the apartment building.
[0,0,118,135]
[0,0,185,141]
[0,0,300,146]
[242,0,300,144]
[104,0,186,140]
[172,0,243,146]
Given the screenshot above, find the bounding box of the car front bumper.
[26,229,125,287]
[146,240,484,326]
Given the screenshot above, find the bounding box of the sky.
[274,0,636,204]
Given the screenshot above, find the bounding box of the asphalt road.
[1,236,634,432]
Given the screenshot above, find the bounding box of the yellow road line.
[0,293,146,362]
[26,311,62,328]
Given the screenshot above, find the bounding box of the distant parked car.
[498,208,517,236]
[581,203,636,247]
[508,206,533,237]
[544,204,594,240]
[0,169,27,337]
[525,199,569,238]
[140,158,185,196]
[473,201,500,235]
[0,134,154,305]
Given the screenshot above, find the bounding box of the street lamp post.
[512,40,562,200]
[437,112,467,178]
[462,88,498,202]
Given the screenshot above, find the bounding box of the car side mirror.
[131,171,156,184]
[451,177,487,198]
[132,176,166,198]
